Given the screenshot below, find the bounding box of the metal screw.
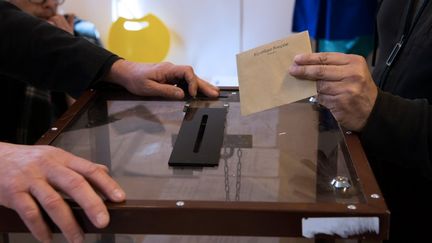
[51,127,58,131]
[371,194,380,199]
[224,103,229,107]
[308,96,317,103]
[347,205,357,210]
[183,104,190,112]
[345,131,352,135]
[176,201,185,207]
[330,176,351,190]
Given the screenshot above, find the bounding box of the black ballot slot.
[169,107,227,167]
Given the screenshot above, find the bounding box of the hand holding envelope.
[236,31,316,116]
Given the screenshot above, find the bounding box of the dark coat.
[361,0,432,241]
[0,2,119,144]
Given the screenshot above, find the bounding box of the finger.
[48,17,64,30]
[45,164,111,229]
[317,80,350,95]
[196,77,220,97]
[48,16,62,25]
[29,180,84,243]
[138,81,185,99]
[317,93,338,110]
[181,71,220,98]
[95,163,109,173]
[165,65,199,97]
[289,64,346,81]
[12,193,52,243]
[293,52,352,65]
[66,14,75,26]
[64,157,125,203]
[163,65,219,98]
[317,93,355,129]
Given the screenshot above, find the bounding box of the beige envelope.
[236,31,316,116]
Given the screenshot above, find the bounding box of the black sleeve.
[360,89,432,179]
[0,2,120,94]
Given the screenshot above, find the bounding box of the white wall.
[243,0,296,49]
[60,0,296,85]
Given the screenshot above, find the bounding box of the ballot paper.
[236,31,316,116]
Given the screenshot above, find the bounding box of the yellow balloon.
[108,14,170,63]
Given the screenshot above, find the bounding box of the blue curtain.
[292,0,377,57]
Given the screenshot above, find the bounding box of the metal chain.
[223,146,230,201]
[235,148,242,201]
[223,146,243,201]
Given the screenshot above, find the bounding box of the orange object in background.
[108,14,170,63]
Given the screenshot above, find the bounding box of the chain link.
[223,146,230,201]
[223,146,243,201]
[235,148,242,201]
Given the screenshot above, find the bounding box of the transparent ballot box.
[0,88,389,242]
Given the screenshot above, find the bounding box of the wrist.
[106,59,134,90]
[357,86,379,132]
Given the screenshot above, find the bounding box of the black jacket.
[0,2,119,143]
[361,0,432,240]
[0,2,118,92]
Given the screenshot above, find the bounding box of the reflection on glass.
[51,91,364,203]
